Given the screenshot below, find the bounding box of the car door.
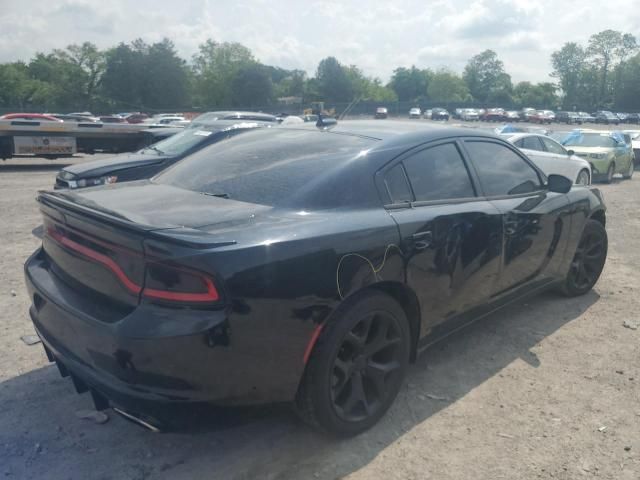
[462,139,572,295]
[515,135,558,177]
[614,136,632,173]
[380,141,503,332]
[539,136,580,183]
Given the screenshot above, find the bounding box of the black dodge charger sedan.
[55,120,271,189]
[25,121,607,436]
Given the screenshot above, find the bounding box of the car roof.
[193,111,277,122]
[285,120,501,146]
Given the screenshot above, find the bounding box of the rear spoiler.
[37,191,237,249]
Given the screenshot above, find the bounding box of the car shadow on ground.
[0,290,600,479]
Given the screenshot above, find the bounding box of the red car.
[1,113,63,122]
[529,110,553,124]
[481,108,506,122]
[124,113,150,124]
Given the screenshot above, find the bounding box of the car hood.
[566,147,613,156]
[61,152,170,179]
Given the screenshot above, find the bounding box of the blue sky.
[1,0,639,82]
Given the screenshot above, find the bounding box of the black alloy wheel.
[560,219,607,296]
[331,312,404,423]
[295,291,410,436]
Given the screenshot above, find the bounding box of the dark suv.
[556,111,582,125]
[594,111,620,125]
[431,108,450,121]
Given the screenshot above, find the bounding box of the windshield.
[141,127,221,156]
[155,128,375,207]
[562,133,617,148]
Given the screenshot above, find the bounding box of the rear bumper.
[24,248,304,413]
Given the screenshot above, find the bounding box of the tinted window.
[466,141,542,196]
[384,164,412,203]
[403,143,475,201]
[519,136,544,151]
[155,128,375,207]
[541,137,566,155]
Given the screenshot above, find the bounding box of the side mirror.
[567,149,575,155]
[547,174,572,194]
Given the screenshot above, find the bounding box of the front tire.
[576,169,590,185]
[604,163,615,183]
[295,291,411,436]
[559,220,607,297]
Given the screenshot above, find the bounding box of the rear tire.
[622,160,634,179]
[558,219,607,297]
[295,291,411,436]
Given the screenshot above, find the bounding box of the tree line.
[0,29,637,114]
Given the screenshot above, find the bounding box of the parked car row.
[27,118,608,437]
[382,107,640,125]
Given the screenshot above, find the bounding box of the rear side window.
[518,136,544,151]
[541,137,566,155]
[384,164,412,203]
[465,141,542,196]
[403,143,475,202]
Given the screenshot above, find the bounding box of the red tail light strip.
[47,227,142,295]
[143,274,219,302]
[46,227,220,303]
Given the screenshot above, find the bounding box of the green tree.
[426,69,470,102]
[316,56,353,103]
[0,62,50,109]
[101,42,144,109]
[463,50,512,103]
[141,39,189,109]
[272,69,306,99]
[614,52,640,110]
[54,42,105,107]
[388,66,430,101]
[28,52,88,110]
[587,30,638,106]
[231,64,274,107]
[513,82,558,107]
[551,42,587,108]
[100,39,188,111]
[192,40,255,107]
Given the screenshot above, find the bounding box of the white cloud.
[0,0,638,82]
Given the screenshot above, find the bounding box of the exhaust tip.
[113,407,163,432]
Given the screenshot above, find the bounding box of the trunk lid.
[38,182,267,309]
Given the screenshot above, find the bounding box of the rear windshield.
[154,128,376,207]
[141,126,223,156]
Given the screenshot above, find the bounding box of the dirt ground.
[0,132,639,479]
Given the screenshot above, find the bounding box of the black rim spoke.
[331,310,404,422]
[570,228,605,290]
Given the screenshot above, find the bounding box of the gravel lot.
[1,124,639,479]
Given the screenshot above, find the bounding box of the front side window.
[402,143,475,202]
[465,141,542,196]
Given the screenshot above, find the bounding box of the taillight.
[142,262,219,304]
[45,224,220,305]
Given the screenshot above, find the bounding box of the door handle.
[411,231,432,250]
[504,220,518,236]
